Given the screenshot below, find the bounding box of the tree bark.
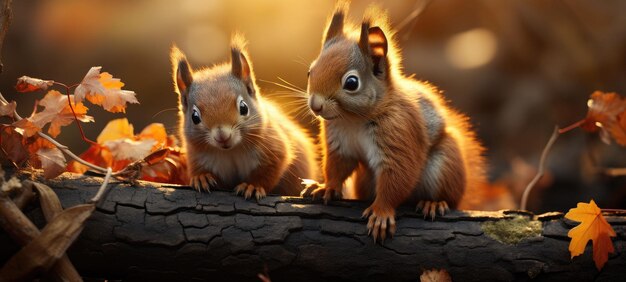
[1,172,625,282]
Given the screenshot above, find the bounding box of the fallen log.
[1,172,625,281]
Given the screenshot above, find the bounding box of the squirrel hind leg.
[415,134,466,212]
[416,200,449,220]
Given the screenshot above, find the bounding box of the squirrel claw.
[363,206,396,244]
[301,182,341,204]
[416,200,449,221]
[190,173,217,192]
[235,183,267,200]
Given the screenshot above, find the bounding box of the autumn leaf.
[96,118,134,144]
[13,119,40,138]
[138,123,168,147]
[565,199,616,270]
[420,269,452,282]
[0,100,16,118]
[74,67,139,113]
[15,76,54,93]
[104,139,157,161]
[36,147,67,179]
[0,126,28,167]
[27,90,94,138]
[581,91,626,145]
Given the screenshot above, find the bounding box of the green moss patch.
[481,216,542,244]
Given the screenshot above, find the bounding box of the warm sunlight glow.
[445,28,498,69]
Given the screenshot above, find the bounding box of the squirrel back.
[171,36,318,195]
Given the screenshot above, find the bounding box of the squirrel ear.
[323,10,344,45]
[171,46,193,111]
[231,48,251,82]
[231,47,256,97]
[359,24,389,78]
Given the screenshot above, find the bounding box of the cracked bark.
[0,172,625,282]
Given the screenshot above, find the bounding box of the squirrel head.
[171,36,262,151]
[307,4,393,120]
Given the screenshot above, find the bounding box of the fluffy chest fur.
[326,120,382,170]
[190,145,261,187]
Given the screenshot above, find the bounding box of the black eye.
[343,75,359,92]
[239,100,249,116]
[191,109,201,124]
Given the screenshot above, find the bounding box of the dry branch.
[1,171,625,282]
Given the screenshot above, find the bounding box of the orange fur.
[171,38,318,197]
[307,3,486,241]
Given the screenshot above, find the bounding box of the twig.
[520,126,560,211]
[558,119,585,134]
[89,167,112,204]
[603,168,626,177]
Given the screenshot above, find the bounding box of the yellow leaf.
[74,67,139,113]
[565,199,616,270]
[96,118,134,144]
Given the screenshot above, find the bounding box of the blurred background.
[1,0,625,212]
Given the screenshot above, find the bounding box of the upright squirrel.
[171,35,318,199]
[305,3,486,241]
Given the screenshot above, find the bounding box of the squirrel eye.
[191,109,201,125]
[343,75,359,92]
[239,100,249,116]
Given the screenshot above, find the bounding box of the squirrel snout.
[214,128,232,144]
[309,95,324,114]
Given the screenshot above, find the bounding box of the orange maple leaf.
[581,91,626,145]
[565,199,616,270]
[15,76,54,93]
[26,90,94,137]
[74,67,139,113]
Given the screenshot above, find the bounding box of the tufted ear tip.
[171,45,193,95]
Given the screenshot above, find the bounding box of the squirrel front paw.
[416,200,450,220]
[362,204,396,243]
[234,183,267,200]
[190,173,217,192]
[300,181,341,204]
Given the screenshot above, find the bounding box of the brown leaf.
[0,193,82,281]
[144,148,170,165]
[0,203,94,281]
[16,76,54,93]
[28,181,63,221]
[36,147,66,179]
[0,125,28,166]
[0,100,16,118]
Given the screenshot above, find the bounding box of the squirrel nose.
[310,103,323,114]
[215,130,232,144]
[309,94,325,114]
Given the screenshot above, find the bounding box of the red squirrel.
[171,35,318,199]
[305,3,486,241]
